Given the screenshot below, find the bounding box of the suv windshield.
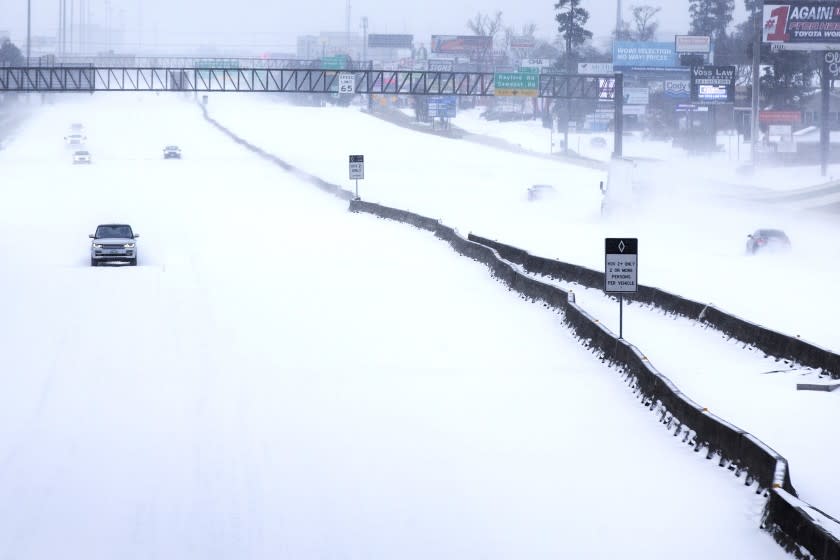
[95,225,133,239]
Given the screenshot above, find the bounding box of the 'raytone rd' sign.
[605,238,638,293]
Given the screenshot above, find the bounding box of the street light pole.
[750,0,762,168]
[26,0,31,64]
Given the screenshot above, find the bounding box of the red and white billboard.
[763,2,840,50]
[430,35,493,55]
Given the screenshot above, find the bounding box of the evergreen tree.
[0,39,24,66]
[689,0,734,40]
[555,0,593,72]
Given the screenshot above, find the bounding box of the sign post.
[604,238,638,339]
[349,155,364,199]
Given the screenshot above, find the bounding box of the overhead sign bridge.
[0,66,617,100]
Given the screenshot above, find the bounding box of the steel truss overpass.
[0,67,618,99]
[0,66,625,155]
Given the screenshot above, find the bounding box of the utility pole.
[615,0,622,36]
[750,0,762,168]
[345,0,351,53]
[69,0,74,53]
[362,16,371,110]
[361,16,368,64]
[26,0,31,64]
[79,0,84,54]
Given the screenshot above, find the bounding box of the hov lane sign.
[349,154,364,180]
[605,238,638,293]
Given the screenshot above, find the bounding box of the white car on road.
[90,224,139,266]
[73,150,91,164]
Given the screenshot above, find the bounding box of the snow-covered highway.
[0,94,786,558]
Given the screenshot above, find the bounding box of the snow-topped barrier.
[468,234,840,380]
[197,103,355,201]
[349,199,840,560]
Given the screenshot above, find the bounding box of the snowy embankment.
[206,95,840,353]
[526,273,840,522]
[0,94,787,558]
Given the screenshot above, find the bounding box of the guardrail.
[348,199,839,559]
[468,235,840,380]
[199,103,839,557]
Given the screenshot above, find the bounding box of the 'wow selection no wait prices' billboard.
[763,2,840,50]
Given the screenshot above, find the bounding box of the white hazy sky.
[0,0,747,54]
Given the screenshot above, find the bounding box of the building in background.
[296,32,363,60]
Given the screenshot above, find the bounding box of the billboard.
[510,36,536,49]
[763,2,840,50]
[368,34,413,49]
[613,41,679,70]
[624,87,650,105]
[578,62,614,74]
[690,65,736,104]
[664,79,690,98]
[430,35,492,55]
[675,35,711,53]
[824,50,840,78]
[428,59,454,72]
[759,110,802,124]
[520,58,551,72]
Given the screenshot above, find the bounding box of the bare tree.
[504,23,538,50]
[631,5,661,41]
[466,11,504,39]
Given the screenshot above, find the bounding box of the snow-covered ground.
[207,95,840,353]
[532,274,840,521]
[0,94,788,558]
[452,107,840,190]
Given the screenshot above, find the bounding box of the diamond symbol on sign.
[618,241,626,253]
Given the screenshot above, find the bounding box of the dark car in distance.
[746,229,791,255]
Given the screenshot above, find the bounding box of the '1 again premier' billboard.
[763,2,840,50]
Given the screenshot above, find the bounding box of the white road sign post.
[604,238,638,339]
[349,154,364,199]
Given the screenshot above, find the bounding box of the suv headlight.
[124,243,135,248]
[93,243,103,248]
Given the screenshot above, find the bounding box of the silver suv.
[89,224,139,266]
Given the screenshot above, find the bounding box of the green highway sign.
[195,59,240,69]
[321,56,346,70]
[494,72,539,97]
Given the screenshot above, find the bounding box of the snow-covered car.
[64,133,86,145]
[73,150,91,164]
[89,224,139,266]
[527,184,556,201]
[590,137,608,149]
[163,145,182,159]
[746,229,791,255]
[70,123,84,132]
